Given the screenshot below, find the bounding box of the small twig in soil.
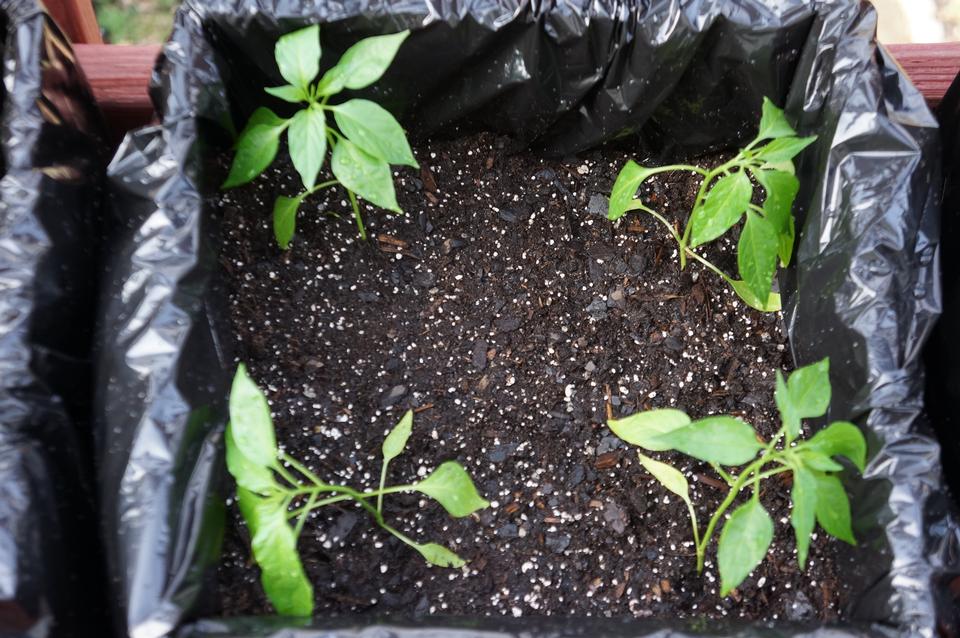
[695,473,727,490]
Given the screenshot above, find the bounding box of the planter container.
[97,0,960,636]
[0,0,108,636]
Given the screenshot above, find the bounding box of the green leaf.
[288,107,327,190]
[331,138,401,213]
[637,452,691,506]
[737,210,779,303]
[236,487,264,537]
[650,415,762,466]
[273,195,303,250]
[608,160,654,221]
[718,499,773,596]
[415,542,465,568]
[794,449,844,472]
[755,136,817,162]
[608,409,691,451]
[275,25,320,89]
[321,31,409,92]
[332,99,417,167]
[788,358,831,421]
[752,169,799,265]
[804,421,867,472]
[265,85,307,103]
[729,279,782,312]
[382,409,413,464]
[248,497,314,616]
[229,364,278,468]
[813,472,856,544]
[790,465,817,569]
[762,159,795,174]
[757,97,796,140]
[776,359,831,440]
[775,370,798,439]
[689,171,752,248]
[223,108,287,189]
[225,423,276,494]
[415,461,489,517]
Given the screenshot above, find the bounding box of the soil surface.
[214,132,850,621]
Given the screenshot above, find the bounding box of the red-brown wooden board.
[74,42,960,143]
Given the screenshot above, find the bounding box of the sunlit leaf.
[320,31,409,92]
[608,409,691,451]
[223,109,287,189]
[415,542,465,568]
[273,195,303,250]
[729,279,782,312]
[275,25,320,89]
[415,462,489,517]
[737,211,778,303]
[225,423,276,494]
[265,85,307,103]
[331,138,401,213]
[229,364,278,468]
[804,421,867,472]
[788,358,831,422]
[757,97,795,140]
[813,471,856,545]
[333,99,417,167]
[718,499,773,596]
[288,107,327,190]
[608,160,654,221]
[795,449,844,472]
[689,171,752,247]
[382,410,413,464]
[752,168,799,266]
[650,415,762,466]
[791,465,817,569]
[755,136,817,162]
[637,452,691,506]
[248,497,314,616]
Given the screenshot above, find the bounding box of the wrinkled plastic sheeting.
[97,0,960,637]
[0,0,108,636]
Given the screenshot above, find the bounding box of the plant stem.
[305,179,339,196]
[680,169,715,268]
[711,463,736,486]
[694,426,790,568]
[348,190,366,240]
[377,463,389,514]
[281,452,326,488]
[687,501,701,551]
[294,491,318,537]
[695,459,761,572]
[630,201,736,286]
[274,463,301,489]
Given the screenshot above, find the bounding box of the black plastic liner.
[930,66,960,531]
[97,0,960,636]
[0,0,108,636]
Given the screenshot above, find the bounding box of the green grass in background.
[94,0,177,44]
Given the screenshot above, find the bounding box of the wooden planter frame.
[44,1,960,141]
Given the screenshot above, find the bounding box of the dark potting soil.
[213,132,851,622]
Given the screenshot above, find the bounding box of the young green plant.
[607,98,816,312]
[222,25,418,247]
[225,365,488,616]
[607,358,866,595]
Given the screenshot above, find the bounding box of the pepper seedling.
[222,25,418,247]
[607,98,816,312]
[225,364,488,616]
[607,358,866,595]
